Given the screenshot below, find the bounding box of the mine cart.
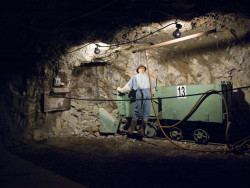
[99,81,232,144]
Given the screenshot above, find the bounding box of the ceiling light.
[94,44,100,54]
[173,23,182,38]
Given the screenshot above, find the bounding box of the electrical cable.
[46,85,250,102]
[63,22,178,54]
[96,22,177,48]
[67,43,91,54]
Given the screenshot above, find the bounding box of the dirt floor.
[2,134,250,188]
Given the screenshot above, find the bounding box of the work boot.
[128,119,137,134]
[138,120,147,137]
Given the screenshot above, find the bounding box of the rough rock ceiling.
[0,0,249,73]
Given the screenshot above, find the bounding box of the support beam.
[132,29,217,53]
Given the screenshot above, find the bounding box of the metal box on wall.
[44,88,70,112]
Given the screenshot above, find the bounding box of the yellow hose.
[145,52,249,152]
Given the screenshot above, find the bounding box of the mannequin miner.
[117,65,156,136]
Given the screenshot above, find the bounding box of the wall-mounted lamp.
[94,44,100,54]
[173,23,182,38]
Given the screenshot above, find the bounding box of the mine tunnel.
[0,0,250,187]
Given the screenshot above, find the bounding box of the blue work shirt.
[127,73,156,90]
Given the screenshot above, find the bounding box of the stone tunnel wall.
[0,12,249,141]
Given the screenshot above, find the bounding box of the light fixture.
[173,23,182,38]
[94,44,100,54]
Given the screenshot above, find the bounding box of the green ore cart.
[99,81,232,144]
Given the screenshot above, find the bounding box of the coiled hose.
[146,53,249,152]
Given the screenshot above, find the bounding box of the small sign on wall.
[44,88,70,112]
[177,85,187,98]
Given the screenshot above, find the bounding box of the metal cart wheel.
[193,129,210,144]
[169,127,183,141]
[145,125,157,138]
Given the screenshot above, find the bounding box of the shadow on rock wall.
[230,89,250,141]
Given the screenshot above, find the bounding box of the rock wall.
[0,12,249,141]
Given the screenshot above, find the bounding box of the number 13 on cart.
[177,85,187,98]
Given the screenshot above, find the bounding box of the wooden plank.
[132,29,216,53]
